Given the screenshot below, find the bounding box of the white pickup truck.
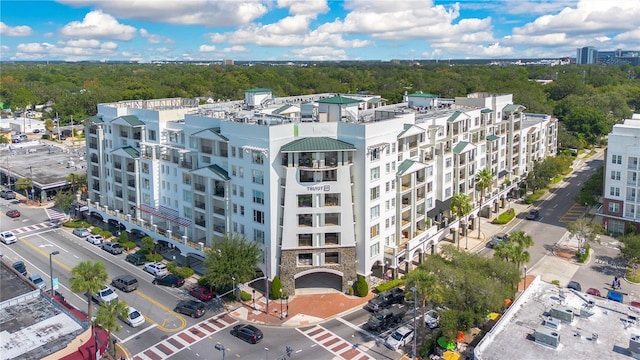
[91,286,119,304]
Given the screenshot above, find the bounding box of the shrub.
[145,253,163,262]
[492,208,516,225]
[375,278,404,293]
[353,275,369,297]
[270,276,283,300]
[120,241,137,251]
[165,261,194,278]
[64,220,90,228]
[525,189,547,204]
[551,280,560,286]
[239,290,252,302]
[91,227,102,235]
[118,231,130,243]
[576,244,590,263]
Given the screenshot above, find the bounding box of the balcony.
[180,161,193,170]
[195,219,206,227]
[115,191,123,198]
[114,162,122,170]
[201,146,213,154]
[127,181,135,188]
[89,142,98,149]
[194,183,206,192]
[195,201,206,210]
[214,224,226,233]
[214,187,224,197]
[213,206,225,216]
[91,170,99,177]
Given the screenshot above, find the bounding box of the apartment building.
[85,91,556,293]
[602,114,640,235]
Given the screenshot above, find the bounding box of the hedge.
[63,220,90,228]
[167,261,195,279]
[375,279,405,293]
[525,189,548,204]
[492,208,516,225]
[239,290,252,302]
[145,253,163,262]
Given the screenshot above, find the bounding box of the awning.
[136,204,192,227]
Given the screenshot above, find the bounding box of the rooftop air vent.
[550,305,574,323]
[535,326,560,348]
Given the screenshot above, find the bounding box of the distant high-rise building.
[224,59,234,65]
[576,46,598,64]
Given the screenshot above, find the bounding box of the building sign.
[307,185,330,192]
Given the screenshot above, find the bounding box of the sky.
[0,0,639,62]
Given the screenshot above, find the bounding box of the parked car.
[0,190,16,199]
[108,218,126,231]
[121,307,145,327]
[526,209,540,220]
[29,274,46,289]
[367,304,407,331]
[425,310,440,329]
[101,242,124,255]
[385,326,414,350]
[365,288,405,312]
[189,285,217,301]
[153,274,185,288]
[231,324,264,344]
[91,286,119,304]
[111,275,139,292]
[126,253,147,266]
[607,290,624,303]
[129,229,149,239]
[567,281,582,292]
[488,233,509,248]
[145,262,168,276]
[6,209,21,218]
[86,234,104,245]
[0,231,17,244]
[586,288,602,297]
[174,300,207,318]
[12,261,27,276]
[72,228,91,237]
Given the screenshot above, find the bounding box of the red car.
[6,209,21,218]
[586,288,602,297]
[189,285,216,301]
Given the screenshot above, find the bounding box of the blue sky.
[1,0,638,62]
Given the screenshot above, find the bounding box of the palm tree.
[69,261,109,320]
[405,268,444,332]
[95,300,129,356]
[509,230,534,249]
[450,193,473,249]
[475,168,494,238]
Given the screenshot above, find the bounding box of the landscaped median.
[492,208,516,225]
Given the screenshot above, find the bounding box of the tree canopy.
[202,233,261,291]
[69,260,109,320]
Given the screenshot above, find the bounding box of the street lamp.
[215,343,226,360]
[523,266,528,291]
[280,288,283,320]
[285,295,289,318]
[410,286,417,359]
[253,289,256,310]
[231,276,236,301]
[112,339,118,358]
[49,251,60,296]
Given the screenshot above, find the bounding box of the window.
[385,200,390,211]
[298,234,312,247]
[325,213,340,226]
[370,167,380,181]
[386,163,390,174]
[232,185,237,196]
[612,154,622,164]
[148,130,156,141]
[253,210,264,224]
[233,204,237,214]
[611,171,621,180]
[370,224,380,238]
[370,243,380,258]
[371,148,380,161]
[183,189,191,202]
[609,203,620,213]
[253,190,264,205]
[370,205,380,220]
[232,166,237,176]
[252,169,264,184]
[240,205,245,216]
[391,180,396,189]
[610,187,620,197]
[239,167,244,178]
[325,233,339,245]
[254,229,264,243]
[298,253,312,266]
[298,194,312,207]
[239,186,244,197]
[392,161,396,170]
[239,149,243,159]
[298,214,312,227]
[370,186,380,200]
[324,252,339,264]
[324,193,339,206]
[445,172,452,182]
[252,151,264,165]
[445,158,452,168]
[386,181,390,192]
[231,146,236,157]
[391,143,396,153]
[445,187,452,198]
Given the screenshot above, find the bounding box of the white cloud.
[290,46,348,61]
[66,39,102,48]
[0,22,33,37]
[140,28,174,44]
[199,45,217,52]
[13,40,119,61]
[58,0,267,27]
[222,46,249,53]
[613,28,640,42]
[206,33,227,43]
[60,10,137,41]
[277,0,329,16]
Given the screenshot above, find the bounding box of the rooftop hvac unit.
[535,326,560,348]
[550,305,575,323]
[629,334,640,358]
[580,304,595,319]
[544,316,560,330]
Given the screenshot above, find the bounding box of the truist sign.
[307,185,330,192]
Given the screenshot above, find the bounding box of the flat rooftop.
[475,277,640,360]
[0,261,86,359]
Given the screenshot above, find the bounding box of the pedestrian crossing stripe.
[10,221,61,234]
[298,325,376,360]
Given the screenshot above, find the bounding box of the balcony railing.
[194,183,206,192]
[213,207,225,216]
[195,201,206,210]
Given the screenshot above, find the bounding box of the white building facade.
[85,91,557,293]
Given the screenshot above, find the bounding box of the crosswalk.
[45,207,67,221]
[132,314,237,360]
[297,325,376,360]
[10,221,61,235]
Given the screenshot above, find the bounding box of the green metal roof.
[447,111,465,123]
[207,164,230,180]
[407,93,438,98]
[244,88,272,93]
[397,160,415,176]
[121,146,140,158]
[316,96,363,105]
[453,141,471,154]
[117,115,144,126]
[273,104,296,114]
[481,108,493,114]
[503,104,525,112]
[486,134,500,141]
[86,114,103,124]
[281,137,355,152]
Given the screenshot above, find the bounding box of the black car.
[12,261,27,276]
[152,274,185,288]
[129,228,149,239]
[174,300,207,318]
[567,281,582,292]
[108,218,126,231]
[125,253,147,266]
[231,324,264,344]
[365,288,405,312]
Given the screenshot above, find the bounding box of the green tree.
[450,193,473,249]
[0,134,8,144]
[270,276,283,300]
[141,236,155,253]
[621,234,640,263]
[44,118,55,135]
[352,275,369,297]
[573,166,603,206]
[567,218,603,251]
[405,268,444,332]
[475,168,494,237]
[94,300,129,355]
[69,261,109,320]
[54,190,75,215]
[15,177,33,198]
[202,233,261,291]
[11,88,38,110]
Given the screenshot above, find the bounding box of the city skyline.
[0,0,639,62]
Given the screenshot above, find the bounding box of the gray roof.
[407,93,438,98]
[486,134,500,141]
[281,137,356,152]
[85,115,103,124]
[115,115,144,126]
[503,104,525,113]
[316,96,363,105]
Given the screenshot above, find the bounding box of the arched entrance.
[294,268,343,293]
